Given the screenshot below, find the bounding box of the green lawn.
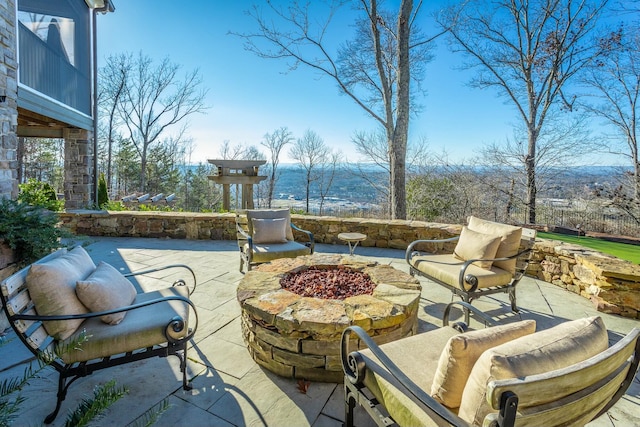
[537,231,640,264]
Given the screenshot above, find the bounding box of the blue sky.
[96,1,616,165]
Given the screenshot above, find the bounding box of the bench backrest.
[485,327,640,427]
[0,249,68,360]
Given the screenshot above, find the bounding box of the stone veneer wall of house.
[58,210,640,319]
[64,128,93,209]
[0,0,18,200]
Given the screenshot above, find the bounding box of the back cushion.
[467,216,522,274]
[26,246,96,339]
[458,316,609,426]
[431,319,536,409]
[453,226,502,269]
[251,218,288,244]
[247,209,294,241]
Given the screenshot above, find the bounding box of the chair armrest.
[291,223,315,252]
[13,295,199,343]
[341,325,470,427]
[124,264,197,295]
[457,248,533,291]
[406,236,460,263]
[236,223,253,249]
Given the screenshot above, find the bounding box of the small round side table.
[338,232,367,256]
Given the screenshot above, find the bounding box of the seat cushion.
[453,227,502,269]
[59,286,191,364]
[357,326,462,427]
[246,209,294,241]
[252,217,288,244]
[26,246,96,340]
[411,254,513,291]
[458,316,609,426]
[467,216,522,274]
[247,241,311,263]
[76,261,137,325]
[431,319,536,409]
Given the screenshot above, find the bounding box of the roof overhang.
[84,0,115,13]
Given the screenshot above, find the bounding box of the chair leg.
[509,288,519,313]
[344,382,356,427]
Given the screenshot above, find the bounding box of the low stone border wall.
[58,210,640,319]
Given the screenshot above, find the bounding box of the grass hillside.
[537,232,640,264]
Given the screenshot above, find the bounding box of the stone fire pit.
[237,254,422,382]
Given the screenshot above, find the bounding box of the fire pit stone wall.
[237,254,422,382]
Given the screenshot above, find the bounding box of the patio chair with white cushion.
[236,208,314,272]
[406,216,536,321]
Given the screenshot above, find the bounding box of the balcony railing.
[18,22,90,115]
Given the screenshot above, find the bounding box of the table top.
[338,232,367,241]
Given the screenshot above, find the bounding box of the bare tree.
[114,52,208,191]
[98,53,130,190]
[235,0,439,219]
[261,127,294,207]
[317,150,342,215]
[440,0,609,224]
[477,113,595,220]
[351,130,431,216]
[289,130,330,213]
[582,26,640,201]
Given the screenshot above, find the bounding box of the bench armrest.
[406,236,460,263]
[458,248,532,291]
[124,264,197,295]
[13,295,199,343]
[341,325,470,427]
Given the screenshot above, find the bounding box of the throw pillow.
[467,216,523,274]
[76,261,137,325]
[430,319,536,409]
[458,316,609,426]
[26,246,96,339]
[453,226,502,269]
[252,217,288,244]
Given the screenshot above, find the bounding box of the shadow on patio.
[1,237,638,426]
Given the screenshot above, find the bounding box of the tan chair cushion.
[246,241,311,263]
[59,286,190,363]
[411,254,513,291]
[431,319,536,409]
[246,209,294,241]
[467,216,522,274]
[453,227,501,269]
[26,246,95,340]
[252,217,288,244]
[458,316,609,426]
[358,326,462,427]
[76,261,137,325]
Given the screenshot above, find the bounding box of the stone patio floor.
[1,237,639,426]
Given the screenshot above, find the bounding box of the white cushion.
[252,217,288,244]
[26,246,96,339]
[430,319,536,409]
[247,209,295,241]
[453,226,501,269]
[467,216,523,274]
[76,261,137,325]
[458,316,609,426]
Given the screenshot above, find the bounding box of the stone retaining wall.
[58,211,640,319]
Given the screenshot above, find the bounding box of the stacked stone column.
[0,0,18,200]
[64,128,93,209]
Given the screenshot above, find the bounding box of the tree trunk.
[526,129,537,224]
[389,0,412,220]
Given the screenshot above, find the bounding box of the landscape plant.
[98,173,109,209]
[0,198,66,266]
[17,179,63,212]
